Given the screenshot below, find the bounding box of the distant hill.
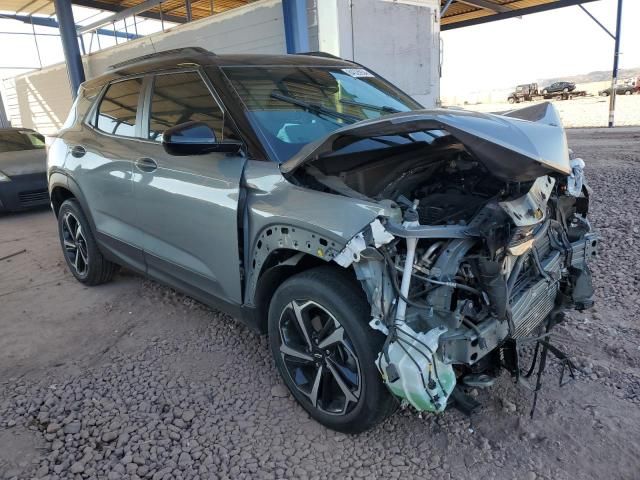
[540,67,640,86]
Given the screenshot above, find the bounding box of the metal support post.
[53,0,85,99]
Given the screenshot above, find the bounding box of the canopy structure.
[0,0,252,23]
[441,0,599,30]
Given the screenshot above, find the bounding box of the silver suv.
[48,48,597,433]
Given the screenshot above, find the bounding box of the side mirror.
[162,121,242,155]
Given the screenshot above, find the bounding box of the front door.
[132,70,245,305]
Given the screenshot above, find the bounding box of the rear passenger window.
[148,72,224,142]
[95,79,142,137]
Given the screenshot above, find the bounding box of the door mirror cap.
[162,121,242,155]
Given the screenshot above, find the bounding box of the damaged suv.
[48,48,597,433]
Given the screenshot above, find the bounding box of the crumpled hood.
[281,102,571,182]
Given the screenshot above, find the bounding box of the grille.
[511,279,558,338]
[18,189,49,206]
[534,232,551,258]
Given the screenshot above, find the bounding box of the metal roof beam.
[77,0,165,34]
[1,14,139,40]
[442,0,599,30]
[70,0,186,25]
[578,4,615,39]
[455,0,511,13]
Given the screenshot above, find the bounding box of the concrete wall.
[315,0,440,107]
[1,0,441,135]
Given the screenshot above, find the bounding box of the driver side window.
[148,72,225,142]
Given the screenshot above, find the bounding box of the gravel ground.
[1,128,639,479]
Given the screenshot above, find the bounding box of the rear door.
[65,77,147,270]
[132,70,245,305]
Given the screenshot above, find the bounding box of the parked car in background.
[541,81,576,95]
[507,83,539,103]
[599,84,636,96]
[0,128,49,212]
[48,48,598,433]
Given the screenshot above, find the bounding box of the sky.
[440,0,640,97]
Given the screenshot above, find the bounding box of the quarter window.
[148,72,224,142]
[96,79,142,137]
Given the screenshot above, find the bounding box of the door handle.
[135,157,158,172]
[70,145,86,158]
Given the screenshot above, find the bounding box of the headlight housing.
[0,171,11,182]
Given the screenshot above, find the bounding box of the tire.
[268,266,397,433]
[57,198,118,285]
[542,89,548,95]
[507,97,515,104]
[602,91,609,97]
[624,90,632,95]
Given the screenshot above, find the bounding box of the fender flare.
[48,172,97,234]
[244,224,346,307]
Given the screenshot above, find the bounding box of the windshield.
[221,65,421,162]
[0,130,45,153]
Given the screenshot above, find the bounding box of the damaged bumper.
[333,179,598,413]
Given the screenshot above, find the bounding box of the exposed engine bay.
[283,104,598,413]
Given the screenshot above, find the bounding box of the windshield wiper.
[270,92,360,124]
[339,98,401,114]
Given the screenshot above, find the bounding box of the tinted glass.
[222,66,420,162]
[0,131,46,153]
[148,72,223,142]
[96,79,142,137]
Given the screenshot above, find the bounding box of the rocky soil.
[0,128,639,479]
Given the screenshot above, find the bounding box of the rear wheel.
[58,199,118,285]
[268,266,397,433]
[624,90,632,95]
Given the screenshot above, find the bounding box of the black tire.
[542,89,548,95]
[268,266,397,433]
[624,90,632,95]
[507,97,515,104]
[602,91,609,97]
[57,198,118,285]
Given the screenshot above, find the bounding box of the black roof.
[84,48,359,90]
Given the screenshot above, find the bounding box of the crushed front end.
[284,103,598,413]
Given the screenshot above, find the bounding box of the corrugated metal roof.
[0,0,254,20]
[0,0,598,30]
[441,0,598,30]
[0,0,56,16]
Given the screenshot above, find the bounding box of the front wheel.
[268,266,397,433]
[58,199,118,285]
[624,90,632,95]
[542,89,548,95]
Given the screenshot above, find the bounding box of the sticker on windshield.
[341,68,374,78]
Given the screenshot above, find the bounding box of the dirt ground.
[1,127,639,479]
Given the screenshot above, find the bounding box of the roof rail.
[107,47,213,71]
[296,51,344,60]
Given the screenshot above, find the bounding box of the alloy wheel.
[278,300,362,416]
[61,211,89,276]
